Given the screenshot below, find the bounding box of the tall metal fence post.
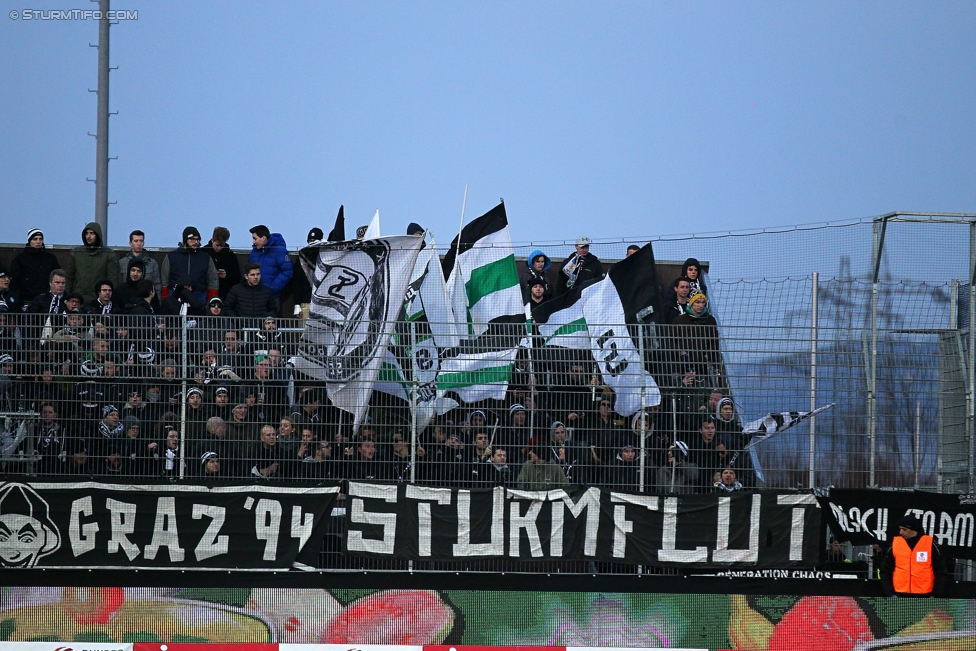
[969,221,976,494]
[179,312,188,480]
[638,322,646,493]
[409,319,418,485]
[869,217,888,487]
[809,272,818,489]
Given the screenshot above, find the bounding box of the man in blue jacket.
[248,225,292,308]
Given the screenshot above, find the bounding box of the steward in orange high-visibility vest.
[881,514,948,596]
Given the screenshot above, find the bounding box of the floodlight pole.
[93,0,111,240]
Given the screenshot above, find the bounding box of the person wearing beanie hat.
[881,512,948,596]
[183,226,203,244]
[653,440,699,494]
[603,438,643,489]
[248,224,292,302]
[66,222,118,304]
[406,222,425,236]
[115,258,160,314]
[94,404,124,459]
[10,229,59,306]
[307,227,324,242]
[517,443,569,490]
[118,412,154,476]
[200,450,225,477]
[161,225,219,309]
[671,286,720,386]
[525,276,548,308]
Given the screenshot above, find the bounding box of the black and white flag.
[295,235,424,431]
[533,243,662,415]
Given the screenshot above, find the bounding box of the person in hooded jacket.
[677,257,707,297]
[115,259,162,314]
[10,229,60,306]
[654,441,699,494]
[248,225,292,304]
[671,293,720,376]
[713,397,756,487]
[519,249,553,302]
[160,226,219,307]
[67,222,118,304]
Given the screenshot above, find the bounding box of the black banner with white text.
[0,481,339,571]
[817,489,976,560]
[344,483,823,568]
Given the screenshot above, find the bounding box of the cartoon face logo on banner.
[0,482,61,568]
[305,240,390,382]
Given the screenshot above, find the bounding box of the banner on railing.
[817,489,976,560]
[344,483,823,568]
[0,481,339,571]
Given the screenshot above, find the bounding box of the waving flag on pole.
[744,404,835,449]
[439,202,525,402]
[375,234,460,429]
[327,205,345,242]
[533,242,662,416]
[363,210,381,240]
[294,235,424,432]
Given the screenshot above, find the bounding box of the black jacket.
[202,241,243,299]
[225,280,278,319]
[11,246,60,304]
[554,252,605,297]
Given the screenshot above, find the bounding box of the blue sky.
[2,1,975,254]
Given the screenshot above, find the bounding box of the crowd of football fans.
[0,223,746,493]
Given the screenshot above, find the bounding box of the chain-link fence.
[0,213,973,576]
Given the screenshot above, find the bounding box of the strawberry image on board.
[767,596,873,651]
[321,589,455,644]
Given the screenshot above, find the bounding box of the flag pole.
[451,185,469,279]
[450,185,470,337]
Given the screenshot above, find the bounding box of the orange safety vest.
[892,535,935,594]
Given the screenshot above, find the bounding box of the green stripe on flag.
[464,254,518,307]
[544,317,587,345]
[378,361,407,384]
[437,363,515,390]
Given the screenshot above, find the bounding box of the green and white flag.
[375,234,460,428]
[440,202,525,401]
[533,242,662,416]
[442,203,524,340]
[437,348,519,403]
[294,235,425,432]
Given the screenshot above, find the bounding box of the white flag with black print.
[375,233,460,429]
[744,403,835,449]
[294,235,425,431]
[533,242,662,416]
